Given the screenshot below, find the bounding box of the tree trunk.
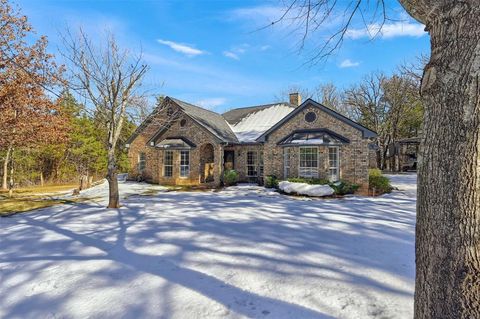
[8,148,14,198]
[40,171,44,187]
[414,3,480,318]
[2,145,12,190]
[106,149,119,208]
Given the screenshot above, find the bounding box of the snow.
[279,181,335,197]
[0,174,417,319]
[230,104,295,142]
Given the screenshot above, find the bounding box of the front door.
[224,150,235,171]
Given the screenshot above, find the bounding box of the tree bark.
[414,3,480,318]
[8,148,14,197]
[106,148,119,208]
[2,145,12,190]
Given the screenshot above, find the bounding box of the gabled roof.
[277,129,350,146]
[155,136,196,149]
[126,97,238,145]
[257,98,377,141]
[223,102,296,143]
[170,97,238,143]
[127,96,377,147]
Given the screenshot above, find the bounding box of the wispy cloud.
[260,45,271,51]
[157,39,206,57]
[223,44,249,60]
[196,98,227,109]
[230,5,285,24]
[223,51,240,60]
[339,59,360,68]
[346,21,426,39]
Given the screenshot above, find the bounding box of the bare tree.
[61,29,148,208]
[274,1,480,317]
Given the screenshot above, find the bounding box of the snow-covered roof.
[223,103,295,143]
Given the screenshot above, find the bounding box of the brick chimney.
[289,92,301,106]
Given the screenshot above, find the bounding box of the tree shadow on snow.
[0,187,416,318]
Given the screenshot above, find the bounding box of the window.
[305,111,317,123]
[328,147,340,182]
[299,147,318,178]
[180,150,190,178]
[164,150,173,177]
[247,151,257,177]
[180,119,187,127]
[138,153,146,172]
[259,152,264,176]
[283,148,290,177]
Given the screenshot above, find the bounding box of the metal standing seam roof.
[222,102,296,143]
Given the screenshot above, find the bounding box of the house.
[385,137,420,172]
[126,93,377,190]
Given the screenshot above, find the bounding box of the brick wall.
[128,102,223,186]
[263,105,370,188]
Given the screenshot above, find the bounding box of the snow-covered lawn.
[0,174,416,319]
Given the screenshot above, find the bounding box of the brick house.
[126,93,377,189]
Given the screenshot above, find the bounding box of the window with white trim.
[259,152,264,176]
[246,151,257,177]
[180,150,190,178]
[328,146,340,182]
[164,150,173,177]
[283,148,290,178]
[299,147,318,178]
[138,153,146,172]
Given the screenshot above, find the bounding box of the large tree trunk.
[106,149,119,208]
[2,145,12,190]
[414,3,480,318]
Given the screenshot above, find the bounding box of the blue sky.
[17,0,429,112]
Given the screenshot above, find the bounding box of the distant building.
[386,137,421,172]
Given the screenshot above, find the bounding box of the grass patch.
[0,197,82,217]
[0,184,77,196]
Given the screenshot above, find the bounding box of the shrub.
[223,170,238,186]
[369,169,393,194]
[330,181,360,195]
[264,175,279,188]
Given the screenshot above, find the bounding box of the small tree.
[62,29,148,208]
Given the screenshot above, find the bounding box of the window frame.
[328,146,340,182]
[283,148,290,178]
[163,150,173,177]
[138,152,146,172]
[299,147,319,178]
[179,150,190,178]
[246,151,258,177]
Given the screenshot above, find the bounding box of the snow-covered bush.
[369,169,392,195]
[224,170,238,186]
[279,181,334,197]
[287,177,330,185]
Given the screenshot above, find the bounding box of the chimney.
[289,92,301,106]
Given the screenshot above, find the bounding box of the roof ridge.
[169,97,222,116]
[222,102,293,114]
